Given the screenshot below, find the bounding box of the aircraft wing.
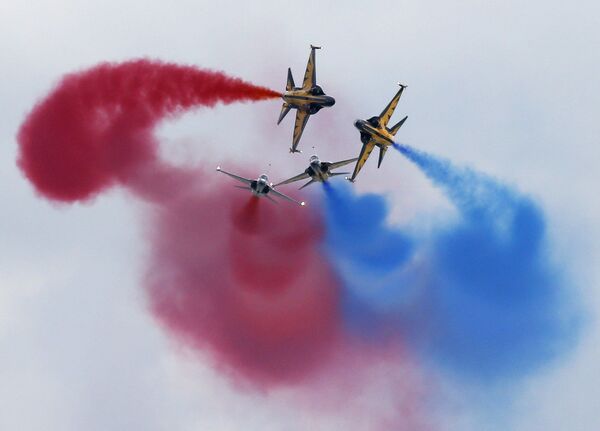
[274,171,310,187]
[216,166,252,185]
[379,85,406,127]
[348,142,376,182]
[291,109,310,152]
[326,157,359,170]
[302,45,319,89]
[269,188,306,206]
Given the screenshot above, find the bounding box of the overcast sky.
[1,1,599,430]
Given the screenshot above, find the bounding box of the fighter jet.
[278,45,336,153]
[348,84,408,182]
[216,166,305,206]
[275,154,358,189]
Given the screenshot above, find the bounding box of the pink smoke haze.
[141,170,343,385]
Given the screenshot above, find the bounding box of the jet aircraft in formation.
[216,166,305,206]
[216,45,408,206]
[348,84,408,182]
[275,155,357,189]
[277,45,335,153]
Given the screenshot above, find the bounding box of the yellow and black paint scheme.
[348,84,408,182]
[278,45,335,153]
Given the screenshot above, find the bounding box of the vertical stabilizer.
[286,68,295,91]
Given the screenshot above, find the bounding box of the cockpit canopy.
[309,155,320,164]
[309,86,324,96]
[258,174,269,183]
[367,116,381,128]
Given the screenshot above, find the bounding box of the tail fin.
[286,68,295,91]
[277,103,291,124]
[388,115,408,136]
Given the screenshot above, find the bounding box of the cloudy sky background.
[1,1,599,430]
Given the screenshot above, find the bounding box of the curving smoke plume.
[17,59,280,202]
[322,144,580,383]
[15,59,346,385]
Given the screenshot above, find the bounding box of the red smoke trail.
[17,59,279,202]
[16,60,433,429]
[16,59,341,386]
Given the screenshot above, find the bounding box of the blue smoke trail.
[322,145,580,382]
[322,181,415,337]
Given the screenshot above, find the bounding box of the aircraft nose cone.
[354,119,362,129]
[328,97,336,106]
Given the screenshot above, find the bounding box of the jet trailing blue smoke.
[321,145,580,382]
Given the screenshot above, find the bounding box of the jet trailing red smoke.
[17,59,280,202]
[16,59,342,385]
[15,62,432,428]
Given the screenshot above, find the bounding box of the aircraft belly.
[373,136,391,147]
[368,130,393,146]
[284,97,313,107]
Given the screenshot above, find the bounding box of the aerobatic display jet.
[348,84,408,182]
[275,154,358,189]
[278,45,336,153]
[216,166,305,206]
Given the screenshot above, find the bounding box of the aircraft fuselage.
[282,87,335,114]
[250,175,271,197]
[354,119,395,147]
[304,159,331,182]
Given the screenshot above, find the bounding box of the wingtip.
[300,201,306,206]
[310,44,322,50]
[398,82,407,88]
[216,166,221,171]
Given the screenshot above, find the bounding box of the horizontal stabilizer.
[266,194,279,204]
[278,103,291,124]
[299,179,316,190]
[377,146,388,168]
[388,115,408,136]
